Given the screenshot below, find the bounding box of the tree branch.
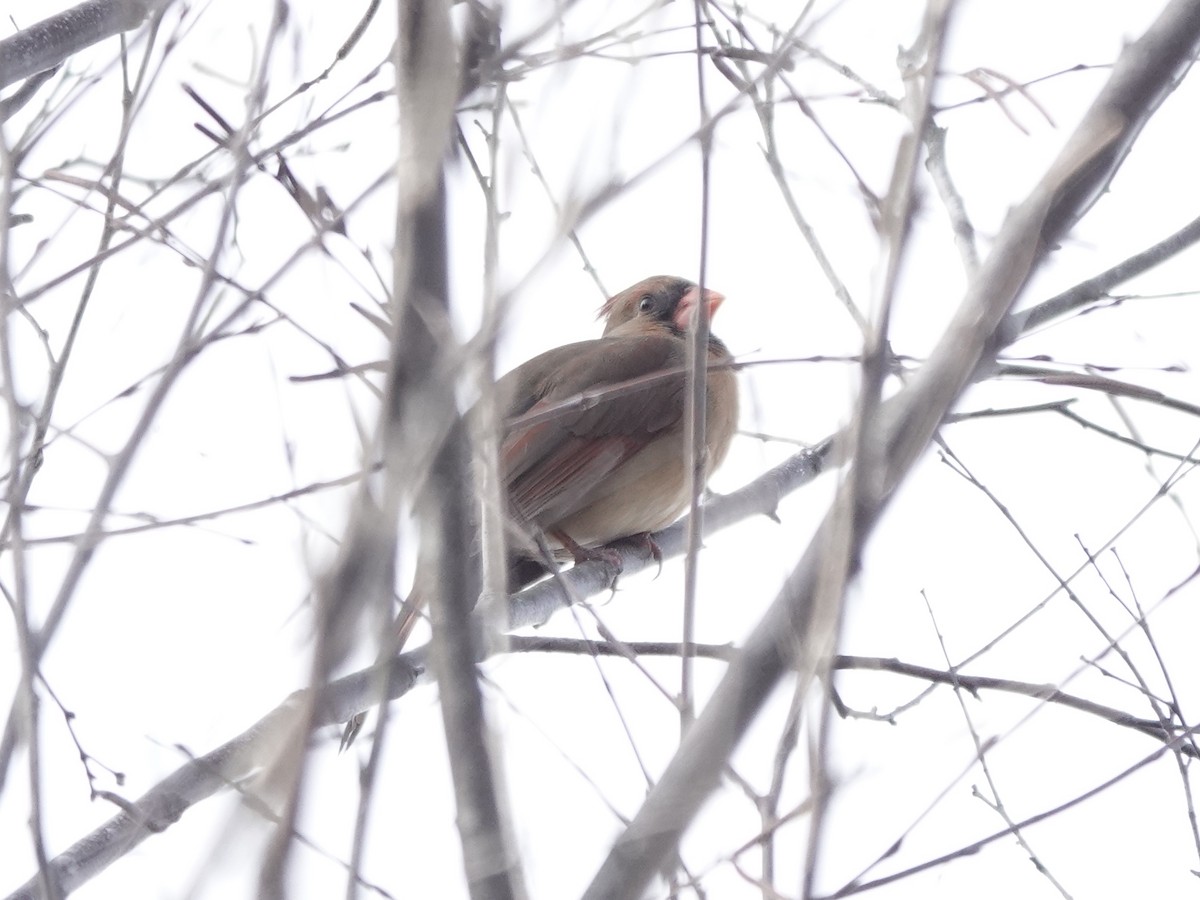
[3,654,425,900]
[0,0,170,91]
[391,2,522,897]
[580,3,1200,897]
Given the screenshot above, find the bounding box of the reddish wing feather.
[497,329,690,534]
[504,406,649,526]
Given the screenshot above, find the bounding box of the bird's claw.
[622,532,663,579]
[574,544,624,590]
[552,528,624,588]
[339,712,366,753]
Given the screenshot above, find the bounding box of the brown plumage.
[498,274,737,561]
[341,275,736,750]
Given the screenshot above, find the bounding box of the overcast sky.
[2,2,1200,898]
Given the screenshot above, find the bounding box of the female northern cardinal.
[341,275,736,748]
[498,273,737,570]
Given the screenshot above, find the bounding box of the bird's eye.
[638,294,655,313]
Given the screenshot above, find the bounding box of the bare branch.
[3,654,425,900]
[580,3,1200,896]
[0,0,170,91]
[387,3,523,897]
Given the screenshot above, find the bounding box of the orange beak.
[672,286,726,333]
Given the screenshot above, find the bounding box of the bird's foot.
[616,532,663,579]
[339,712,366,753]
[552,529,624,588]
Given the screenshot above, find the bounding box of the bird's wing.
[499,334,687,528]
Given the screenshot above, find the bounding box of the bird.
[340,274,737,749]
[497,273,738,570]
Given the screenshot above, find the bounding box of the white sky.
[2,1,1199,898]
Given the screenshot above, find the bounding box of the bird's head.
[599,275,725,338]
